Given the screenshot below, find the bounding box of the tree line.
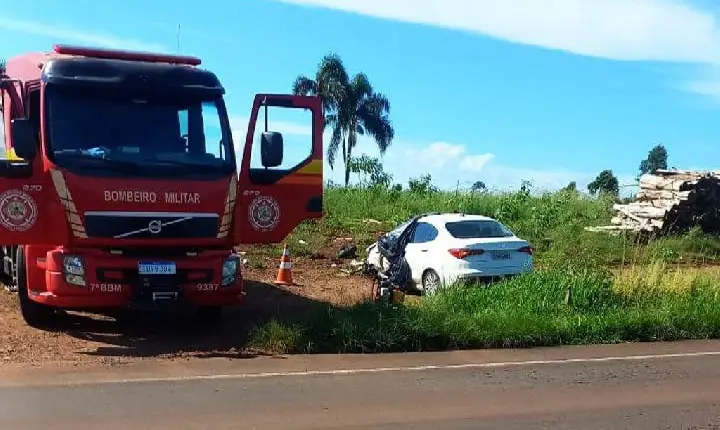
[586,144,668,197]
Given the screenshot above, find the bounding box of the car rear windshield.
[444,220,514,239]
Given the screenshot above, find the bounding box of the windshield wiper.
[54,149,227,171]
[53,150,141,171]
[133,157,225,169]
[156,160,221,168]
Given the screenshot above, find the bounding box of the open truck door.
[232,94,323,244]
[0,78,55,245]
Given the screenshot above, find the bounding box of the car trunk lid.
[449,237,532,269]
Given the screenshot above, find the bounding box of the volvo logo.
[148,220,162,234]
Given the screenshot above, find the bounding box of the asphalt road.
[3,342,720,429]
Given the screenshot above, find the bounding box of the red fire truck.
[0,44,324,326]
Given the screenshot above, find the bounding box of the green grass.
[248,266,720,354]
[247,186,720,354]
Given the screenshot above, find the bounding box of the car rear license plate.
[491,251,511,260]
[138,261,177,275]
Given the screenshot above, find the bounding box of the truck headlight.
[62,255,86,287]
[221,256,240,287]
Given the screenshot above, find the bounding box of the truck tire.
[16,247,56,328]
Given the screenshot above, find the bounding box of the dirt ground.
[0,250,371,368]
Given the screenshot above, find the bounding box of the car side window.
[411,222,438,244]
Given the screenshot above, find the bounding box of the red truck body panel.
[234,94,324,244]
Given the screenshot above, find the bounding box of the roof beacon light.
[52,44,202,66]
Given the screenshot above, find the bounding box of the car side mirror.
[10,118,37,160]
[260,131,283,168]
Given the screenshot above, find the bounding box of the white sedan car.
[365,213,534,294]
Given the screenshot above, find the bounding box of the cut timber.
[614,203,667,220]
[588,169,720,235]
[636,189,692,202]
[639,175,698,192]
[584,225,640,235]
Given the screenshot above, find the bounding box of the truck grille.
[83,212,219,239]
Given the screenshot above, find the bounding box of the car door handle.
[420,249,428,252]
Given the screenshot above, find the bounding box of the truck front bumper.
[31,248,245,310]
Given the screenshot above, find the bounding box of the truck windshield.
[45,86,235,178]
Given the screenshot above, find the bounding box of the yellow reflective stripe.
[296,159,323,175]
[5,147,21,161]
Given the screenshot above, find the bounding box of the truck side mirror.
[260,131,283,168]
[10,118,37,160]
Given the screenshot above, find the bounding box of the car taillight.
[518,246,533,255]
[448,248,484,259]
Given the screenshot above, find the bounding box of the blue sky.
[3,0,720,194]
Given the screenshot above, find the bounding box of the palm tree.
[293,53,394,187]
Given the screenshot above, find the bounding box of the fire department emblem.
[0,189,38,232]
[248,195,280,231]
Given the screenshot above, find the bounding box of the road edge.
[2,339,720,388]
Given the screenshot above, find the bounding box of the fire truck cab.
[0,45,324,326]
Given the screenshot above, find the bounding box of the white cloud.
[313,129,634,193]
[480,163,637,195]
[460,153,496,173]
[683,73,720,99]
[0,16,168,52]
[386,144,637,195]
[228,116,638,193]
[276,0,720,100]
[276,0,720,63]
[400,141,493,171]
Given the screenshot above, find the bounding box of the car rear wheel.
[421,269,442,295]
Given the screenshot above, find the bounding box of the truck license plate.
[138,261,177,275]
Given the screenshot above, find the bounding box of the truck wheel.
[16,247,56,328]
[195,306,223,324]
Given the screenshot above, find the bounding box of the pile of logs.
[587,169,720,235]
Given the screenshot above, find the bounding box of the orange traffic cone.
[275,244,294,286]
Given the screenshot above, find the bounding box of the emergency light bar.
[52,44,202,66]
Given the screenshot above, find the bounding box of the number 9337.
[196,283,220,292]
